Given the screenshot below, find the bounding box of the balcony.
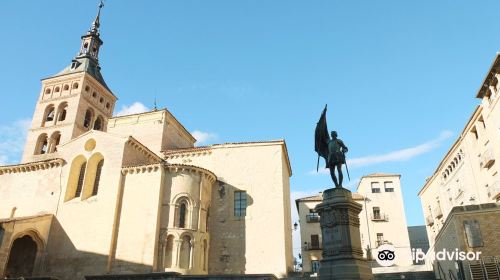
[481,148,495,169]
[426,215,434,226]
[371,213,389,222]
[304,242,322,251]
[433,205,443,219]
[488,181,500,200]
[306,213,320,223]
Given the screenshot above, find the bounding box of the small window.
[377,233,384,246]
[54,86,60,93]
[63,84,69,91]
[373,207,381,219]
[85,86,90,92]
[310,234,320,249]
[91,160,104,196]
[92,92,97,98]
[45,88,51,94]
[72,83,79,89]
[106,102,110,109]
[384,181,394,192]
[234,191,247,217]
[179,202,187,228]
[99,97,104,104]
[371,182,381,193]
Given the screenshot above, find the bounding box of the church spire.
[90,1,104,35]
[76,1,104,61]
[47,1,112,93]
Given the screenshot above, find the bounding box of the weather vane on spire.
[90,0,105,34]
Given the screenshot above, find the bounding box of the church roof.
[43,1,112,95]
[47,57,112,94]
[163,140,293,176]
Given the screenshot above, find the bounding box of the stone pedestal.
[315,188,373,280]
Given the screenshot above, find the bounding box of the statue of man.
[314,105,350,188]
[327,131,348,188]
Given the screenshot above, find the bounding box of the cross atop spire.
[90,0,104,35]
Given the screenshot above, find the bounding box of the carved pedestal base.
[315,188,373,280]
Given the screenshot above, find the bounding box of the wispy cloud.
[191,130,218,146]
[0,119,31,165]
[310,130,453,174]
[115,102,149,116]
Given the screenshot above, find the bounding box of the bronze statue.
[315,105,350,188]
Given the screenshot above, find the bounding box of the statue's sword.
[343,152,351,181]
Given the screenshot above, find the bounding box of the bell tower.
[22,1,117,163]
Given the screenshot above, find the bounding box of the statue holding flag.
[315,105,349,188]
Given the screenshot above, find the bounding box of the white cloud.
[0,119,31,165]
[310,130,453,174]
[191,130,218,145]
[115,102,149,116]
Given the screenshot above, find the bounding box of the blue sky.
[1,0,499,257]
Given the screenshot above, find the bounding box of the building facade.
[0,7,293,280]
[418,53,500,279]
[296,173,414,273]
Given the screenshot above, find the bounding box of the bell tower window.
[42,105,55,127]
[35,134,48,155]
[83,109,94,129]
[57,103,68,122]
[93,116,103,131]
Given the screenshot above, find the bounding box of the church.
[0,5,294,279]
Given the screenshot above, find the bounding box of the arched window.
[75,162,87,198]
[63,84,69,91]
[42,105,55,127]
[93,116,103,131]
[54,86,60,93]
[99,97,104,104]
[72,83,79,89]
[165,235,174,268]
[49,131,61,153]
[65,155,87,201]
[83,109,93,129]
[179,202,187,228]
[179,235,191,269]
[85,85,90,92]
[45,88,51,95]
[56,103,68,123]
[91,159,104,196]
[35,134,48,155]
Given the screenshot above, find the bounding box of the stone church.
[0,6,293,280]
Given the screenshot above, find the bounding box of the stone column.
[315,188,373,280]
[174,240,182,268]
